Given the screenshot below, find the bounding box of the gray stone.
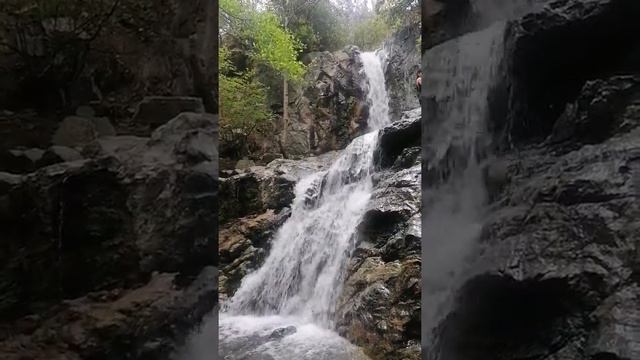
[75,105,96,117]
[89,117,116,137]
[0,148,44,174]
[235,159,256,171]
[36,146,84,167]
[133,96,205,131]
[52,116,98,148]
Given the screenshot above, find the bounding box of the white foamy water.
[360,50,391,131]
[177,51,391,360]
[421,21,507,344]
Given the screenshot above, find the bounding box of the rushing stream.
[178,50,392,360]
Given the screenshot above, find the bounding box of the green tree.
[375,0,420,30]
[220,0,305,157]
[220,0,304,81]
[350,15,390,50]
[219,46,272,157]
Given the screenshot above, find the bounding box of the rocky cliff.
[422,1,640,359]
[0,112,218,359]
[383,24,421,119]
[0,1,219,358]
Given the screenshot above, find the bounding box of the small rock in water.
[268,326,296,340]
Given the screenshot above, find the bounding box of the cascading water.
[177,50,392,360]
[420,21,507,352]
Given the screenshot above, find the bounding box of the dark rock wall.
[335,109,422,360]
[0,113,218,359]
[383,25,421,119]
[497,0,640,147]
[424,1,640,359]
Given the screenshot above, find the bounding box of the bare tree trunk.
[280,10,289,158]
[281,75,288,153]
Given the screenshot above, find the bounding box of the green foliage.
[251,11,306,81]
[280,0,348,52]
[219,47,273,155]
[375,0,420,30]
[220,0,305,81]
[350,15,390,51]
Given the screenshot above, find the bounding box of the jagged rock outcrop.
[497,0,640,145]
[383,25,421,118]
[218,209,290,300]
[335,112,422,360]
[377,108,421,167]
[425,1,640,359]
[282,46,369,158]
[0,112,218,359]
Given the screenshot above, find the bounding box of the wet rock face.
[433,275,599,360]
[548,75,640,147]
[0,112,218,359]
[0,268,217,360]
[218,209,291,299]
[218,170,295,225]
[383,25,421,118]
[499,0,640,145]
[424,1,640,358]
[377,108,421,167]
[284,47,368,157]
[421,0,551,52]
[332,115,421,360]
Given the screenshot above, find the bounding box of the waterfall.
[360,50,391,131]
[421,21,507,350]
[179,50,391,360]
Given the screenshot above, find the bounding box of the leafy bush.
[219,47,273,157]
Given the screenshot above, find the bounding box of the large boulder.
[336,256,421,360]
[377,108,421,167]
[430,126,640,360]
[52,116,98,148]
[218,209,291,299]
[218,153,337,224]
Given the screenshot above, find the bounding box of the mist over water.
[420,21,507,346]
[177,50,391,360]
